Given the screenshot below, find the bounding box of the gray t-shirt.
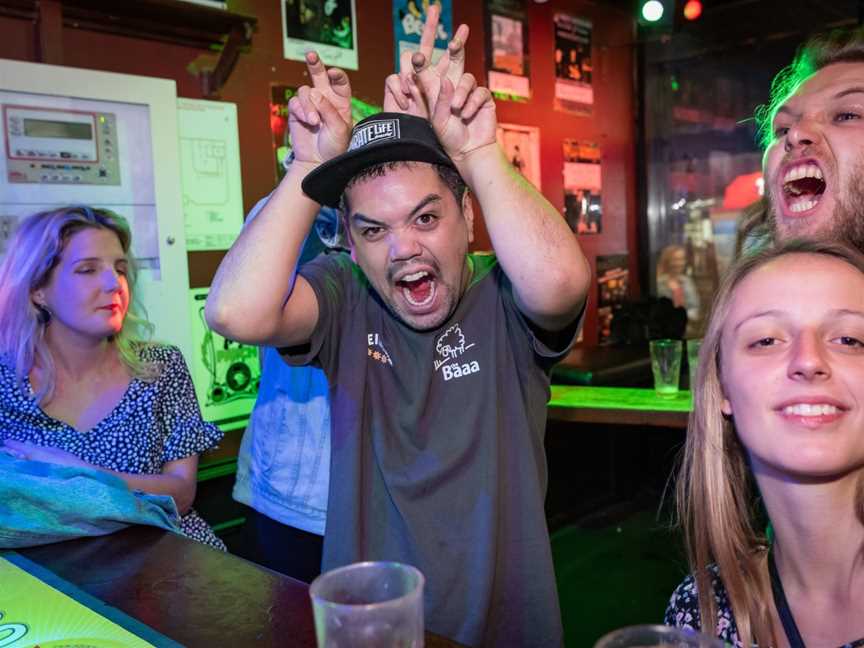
[285,252,575,647]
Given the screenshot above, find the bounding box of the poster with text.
[563,139,602,234]
[282,0,358,70]
[189,288,260,432]
[393,0,453,70]
[496,123,541,190]
[554,13,593,115]
[597,254,629,346]
[485,0,530,101]
[177,98,244,251]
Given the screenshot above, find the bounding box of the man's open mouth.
[395,270,437,308]
[782,162,826,214]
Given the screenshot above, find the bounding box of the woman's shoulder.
[665,565,741,646]
[137,344,185,365]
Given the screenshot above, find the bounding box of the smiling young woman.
[665,239,864,648]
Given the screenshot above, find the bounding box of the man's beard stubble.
[768,158,864,251]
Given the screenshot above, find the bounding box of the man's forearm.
[205,162,321,343]
[457,144,590,329]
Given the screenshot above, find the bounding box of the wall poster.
[177,98,244,252]
[392,0,453,69]
[282,0,358,70]
[596,254,629,346]
[496,122,541,190]
[553,13,593,115]
[189,288,261,431]
[484,0,530,101]
[563,139,602,234]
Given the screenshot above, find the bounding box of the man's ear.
[462,191,475,244]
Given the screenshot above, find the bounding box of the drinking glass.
[309,561,425,648]
[593,624,726,647]
[650,339,683,398]
[686,338,703,391]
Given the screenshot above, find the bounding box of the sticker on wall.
[282,0,358,71]
[496,123,541,190]
[553,13,593,115]
[189,288,261,432]
[596,254,629,346]
[562,139,602,234]
[270,84,381,183]
[484,0,530,102]
[392,0,453,71]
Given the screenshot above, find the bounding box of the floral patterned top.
[0,345,225,550]
[665,567,864,648]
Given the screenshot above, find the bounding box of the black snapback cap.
[301,112,457,208]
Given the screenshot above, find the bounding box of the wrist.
[453,143,505,185]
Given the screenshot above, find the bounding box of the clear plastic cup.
[309,561,425,648]
[594,624,726,647]
[650,339,683,398]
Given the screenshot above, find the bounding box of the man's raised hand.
[288,51,353,166]
[430,75,496,164]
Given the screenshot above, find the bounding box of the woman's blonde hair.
[656,244,686,279]
[0,206,158,402]
[677,238,864,647]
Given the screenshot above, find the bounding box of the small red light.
[683,0,702,20]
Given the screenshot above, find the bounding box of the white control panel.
[5,105,121,185]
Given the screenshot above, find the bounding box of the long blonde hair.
[677,238,864,647]
[0,206,158,402]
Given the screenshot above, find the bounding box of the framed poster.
[563,139,602,234]
[496,123,541,190]
[485,0,530,101]
[393,0,453,69]
[282,0,358,70]
[554,13,593,115]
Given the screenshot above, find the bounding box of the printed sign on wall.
[496,123,541,190]
[189,288,260,431]
[485,0,530,101]
[554,13,593,115]
[393,0,453,69]
[597,254,629,346]
[563,139,602,234]
[282,0,358,70]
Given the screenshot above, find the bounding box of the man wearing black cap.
[207,34,589,647]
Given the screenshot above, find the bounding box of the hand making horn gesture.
[287,51,353,166]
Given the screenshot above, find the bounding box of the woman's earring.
[35,303,52,325]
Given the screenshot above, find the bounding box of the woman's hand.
[1,439,88,468]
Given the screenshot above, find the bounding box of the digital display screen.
[23,118,93,140]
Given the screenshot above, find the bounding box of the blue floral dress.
[665,566,864,648]
[0,345,225,550]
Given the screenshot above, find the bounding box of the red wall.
[0,0,637,346]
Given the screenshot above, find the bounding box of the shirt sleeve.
[153,346,223,463]
[497,263,584,371]
[280,252,356,374]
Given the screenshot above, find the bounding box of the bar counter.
[547,385,691,429]
[16,526,463,647]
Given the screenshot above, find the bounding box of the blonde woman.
[665,239,864,648]
[0,206,224,549]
